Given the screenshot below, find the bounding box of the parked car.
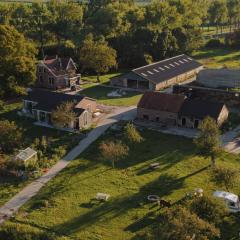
[213,191,240,213]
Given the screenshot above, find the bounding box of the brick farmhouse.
[137,92,229,128]
[110,55,203,91]
[36,56,81,90]
[22,89,96,130]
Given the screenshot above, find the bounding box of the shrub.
[190,195,228,224]
[0,120,22,153]
[124,123,143,143]
[212,166,238,191]
[157,206,220,240]
[205,39,223,48]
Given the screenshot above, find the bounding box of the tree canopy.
[0,25,37,97]
[194,116,221,168]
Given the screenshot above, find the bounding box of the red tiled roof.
[138,92,186,113]
[42,57,75,76]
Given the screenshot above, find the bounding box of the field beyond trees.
[3,129,240,240]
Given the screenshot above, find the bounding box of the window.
[182,117,186,126]
[39,76,43,83]
[44,68,47,73]
[84,112,88,126]
[49,77,54,85]
[38,67,42,73]
[156,117,160,122]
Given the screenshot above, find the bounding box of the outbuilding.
[14,147,38,168]
[111,54,203,91]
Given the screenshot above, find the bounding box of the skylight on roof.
[147,71,154,75]
[153,69,159,72]
[179,60,184,64]
[188,57,192,61]
[183,59,189,62]
[159,67,165,71]
[170,64,175,67]
[164,65,170,69]
[141,73,147,77]
[174,62,180,66]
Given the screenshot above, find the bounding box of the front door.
[74,119,80,130]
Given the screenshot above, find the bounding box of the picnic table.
[149,163,160,169]
[96,193,110,201]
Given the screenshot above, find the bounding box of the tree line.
[1,0,240,97]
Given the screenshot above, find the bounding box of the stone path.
[0,106,137,225]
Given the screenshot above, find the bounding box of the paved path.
[0,106,137,225]
[222,126,240,154]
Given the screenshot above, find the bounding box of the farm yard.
[2,128,240,240]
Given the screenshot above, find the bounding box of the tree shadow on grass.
[193,49,233,60]
[88,130,196,171]
[47,166,208,236]
[218,53,240,63]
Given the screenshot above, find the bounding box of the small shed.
[14,147,37,167]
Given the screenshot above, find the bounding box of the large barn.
[110,54,203,91]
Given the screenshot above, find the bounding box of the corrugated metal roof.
[133,54,202,84]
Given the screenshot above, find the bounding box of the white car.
[213,191,240,213]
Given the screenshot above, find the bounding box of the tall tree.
[80,34,117,82]
[51,102,76,129]
[99,140,129,168]
[0,120,22,153]
[194,116,221,168]
[208,0,228,34]
[0,25,37,97]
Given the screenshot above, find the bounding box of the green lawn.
[0,102,81,207]
[193,48,240,69]
[3,129,240,239]
[80,85,142,107]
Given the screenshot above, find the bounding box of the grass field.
[193,48,240,69]
[4,129,240,240]
[0,102,80,207]
[80,85,142,107]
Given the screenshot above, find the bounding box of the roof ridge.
[133,54,185,71]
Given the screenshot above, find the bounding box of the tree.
[194,116,221,168]
[190,195,228,224]
[0,120,22,153]
[157,206,220,240]
[208,0,228,34]
[99,140,129,168]
[51,102,76,129]
[80,34,117,82]
[124,123,143,143]
[212,166,238,191]
[0,25,37,97]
